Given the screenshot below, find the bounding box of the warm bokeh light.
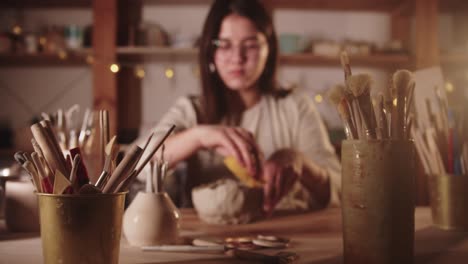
[39,37,47,46]
[58,50,68,60]
[165,68,174,79]
[445,81,454,93]
[314,94,323,103]
[110,63,120,73]
[12,25,22,35]
[393,98,398,106]
[135,66,145,79]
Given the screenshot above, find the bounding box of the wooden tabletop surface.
[1,207,468,263]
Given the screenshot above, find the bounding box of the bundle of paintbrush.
[14,113,176,195]
[328,51,415,140]
[411,85,468,176]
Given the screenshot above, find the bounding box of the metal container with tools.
[429,174,468,231]
[37,192,126,264]
[341,140,416,264]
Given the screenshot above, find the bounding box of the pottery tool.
[78,109,92,147]
[224,156,263,188]
[145,161,155,193]
[39,120,70,175]
[133,125,176,177]
[102,144,143,193]
[31,152,53,193]
[95,136,118,188]
[347,73,376,139]
[69,154,81,192]
[116,126,175,193]
[328,84,357,139]
[69,147,90,187]
[20,160,41,192]
[53,170,73,194]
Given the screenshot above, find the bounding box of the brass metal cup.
[429,174,468,231]
[37,192,126,264]
[341,140,416,264]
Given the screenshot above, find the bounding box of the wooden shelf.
[0,50,92,67]
[441,53,468,68]
[117,46,198,62]
[280,53,411,69]
[117,46,410,69]
[0,0,91,8]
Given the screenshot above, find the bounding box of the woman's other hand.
[194,125,262,176]
[261,149,331,214]
[261,149,302,214]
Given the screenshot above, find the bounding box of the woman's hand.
[262,149,331,214]
[194,125,262,176]
[262,149,302,214]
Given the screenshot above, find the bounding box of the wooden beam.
[93,0,118,136]
[117,0,142,143]
[391,10,411,58]
[414,0,439,69]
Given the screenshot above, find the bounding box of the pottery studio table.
[1,207,468,264]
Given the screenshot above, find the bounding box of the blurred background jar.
[24,33,38,54]
[64,25,84,50]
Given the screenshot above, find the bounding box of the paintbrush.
[391,70,413,140]
[347,73,377,139]
[328,84,357,139]
[378,94,389,139]
[340,51,361,137]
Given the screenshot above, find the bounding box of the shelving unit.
[116,46,410,69]
[0,49,92,67]
[3,0,464,140]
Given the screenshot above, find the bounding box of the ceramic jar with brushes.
[123,147,180,246]
[331,52,417,264]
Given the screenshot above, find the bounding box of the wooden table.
[1,207,468,263]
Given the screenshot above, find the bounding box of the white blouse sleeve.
[294,93,342,207]
[133,96,198,180]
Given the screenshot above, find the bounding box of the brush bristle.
[327,84,346,105]
[346,74,373,97]
[392,69,413,95]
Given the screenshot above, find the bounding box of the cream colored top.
[137,91,341,210]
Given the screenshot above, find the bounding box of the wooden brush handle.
[31,123,68,181]
[103,145,143,193]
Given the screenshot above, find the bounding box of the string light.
[12,25,22,35]
[165,67,174,79]
[110,63,120,73]
[314,94,323,103]
[445,81,454,93]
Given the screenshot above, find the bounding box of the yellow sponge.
[224,156,263,188]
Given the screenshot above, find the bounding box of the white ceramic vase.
[123,191,179,246]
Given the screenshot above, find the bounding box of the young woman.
[137,0,341,213]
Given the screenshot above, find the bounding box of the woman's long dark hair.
[198,0,279,124]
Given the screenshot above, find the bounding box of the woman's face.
[213,14,269,92]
